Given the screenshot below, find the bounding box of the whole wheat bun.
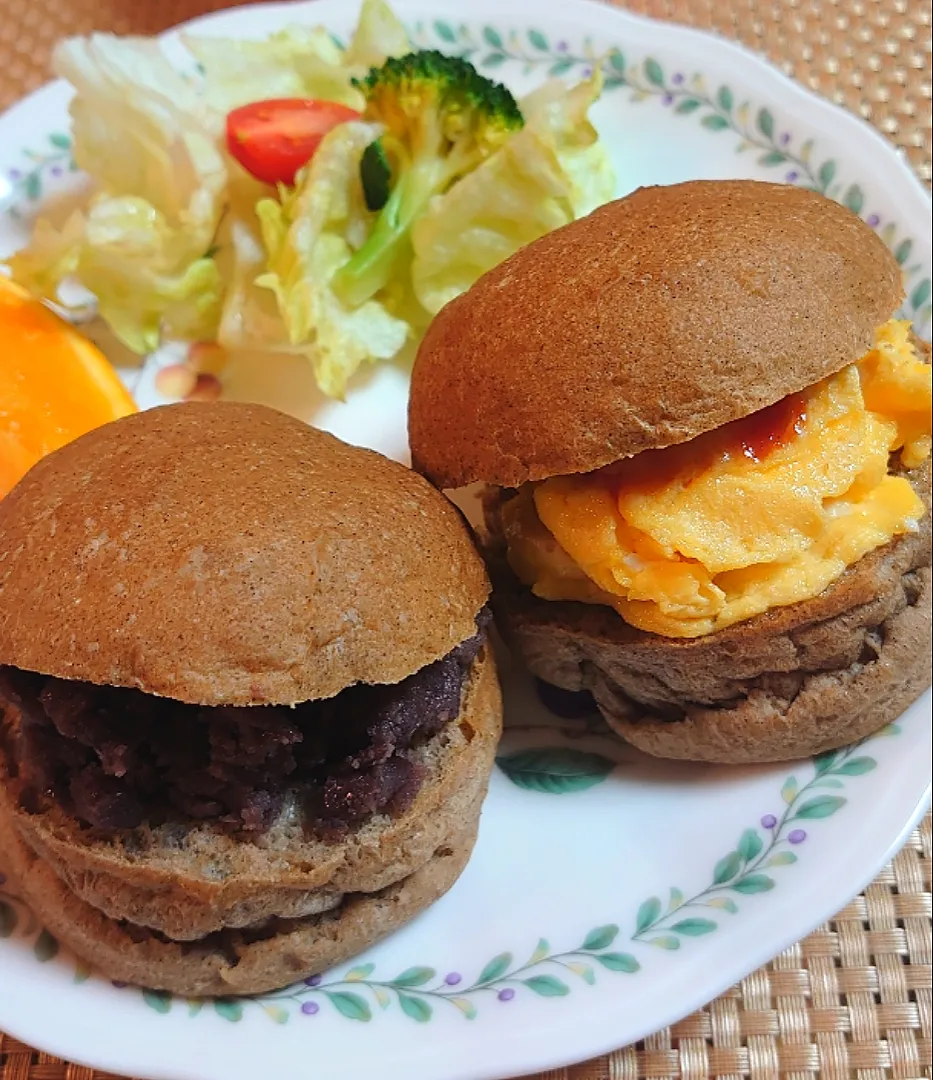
[0,650,501,939]
[0,400,503,989]
[485,459,931,763]
[0,798,481,997]
[409,180,903,489]
[0,401,489,705]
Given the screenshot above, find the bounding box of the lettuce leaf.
[520,72,615,217]
[214,175,294,352]
[183,25,364,113]
[3,35,227,352]
[77,196,222,352]
[343,0,411,67]
[4,212,84,299]
[8,197,222,355]
[53,34,225,224]
[255,121,409,398]
[411,72,613,315]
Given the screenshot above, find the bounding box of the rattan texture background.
[0,0,931,1077]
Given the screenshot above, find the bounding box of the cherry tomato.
[226,99,361,186]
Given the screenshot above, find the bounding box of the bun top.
[408,180,903,489]
[0,403,489,705]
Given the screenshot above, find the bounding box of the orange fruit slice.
[0,278,137,497]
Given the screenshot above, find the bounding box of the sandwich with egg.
[0,402,501,994]
[408,180,931,763]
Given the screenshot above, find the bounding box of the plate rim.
[0,1,930,1078]
[1,737,929,1080]
[1,0,931,211]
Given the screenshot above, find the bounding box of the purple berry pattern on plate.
[3,26,930,333]
[0,14,923,1038]
[0,724,895,1023]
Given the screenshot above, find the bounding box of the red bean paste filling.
[0,608,490,835]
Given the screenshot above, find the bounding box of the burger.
[0,402,501,995]
[408,180,931,764]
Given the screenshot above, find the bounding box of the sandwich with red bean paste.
[0,402,501,994]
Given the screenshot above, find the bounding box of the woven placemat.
[0,816,929,1080]
[0,0,930,183]
[0,1,931,1078]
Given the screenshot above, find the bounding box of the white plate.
[0,2,930,1079]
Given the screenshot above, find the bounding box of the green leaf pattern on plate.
[737,828,764,862]
[732,874,776,894]
[630,738,874,942]
[142,990,172,1015]
[522,974,570,997]
[213,998,245,1022]
[392,966,436,988]
[496,747,615,793]
[582,924,619,950]
[635,897,662,933]
[477,952,513,984]
[794,796,848,819]
[401,20,931,330]
[669,918,717,936]
[398,992,433,1022]
[0,25,921,1021]
[4,22,929,328]
[712,851,744,885]
[343,962,376,982]
[3,132,73,217]
[162,921,640,1023]
[0,720,902,1024]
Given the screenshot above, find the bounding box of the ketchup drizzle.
[598,392,809,495]
[731,392,808,463]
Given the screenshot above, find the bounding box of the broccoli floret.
[332,50,523,308]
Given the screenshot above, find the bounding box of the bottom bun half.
[0,650,501,939]
[488,481,931,763]
[0,800,480,997]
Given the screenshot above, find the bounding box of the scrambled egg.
[502,319,932,638]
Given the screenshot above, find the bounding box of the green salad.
[6,0,614,398]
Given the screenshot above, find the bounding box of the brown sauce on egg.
[729,392,808,462]
[595,392,809,495]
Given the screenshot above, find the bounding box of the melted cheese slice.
[503,319,931,638]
